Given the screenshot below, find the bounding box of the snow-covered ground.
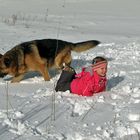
[0,0,140,139]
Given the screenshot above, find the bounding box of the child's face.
[95,64,107,77]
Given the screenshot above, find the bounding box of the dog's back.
[16,39,100,59]
[35,39,74,59]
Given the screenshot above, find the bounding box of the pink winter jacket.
[70,66,107,96]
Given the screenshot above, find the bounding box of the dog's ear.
[4,57,12,67]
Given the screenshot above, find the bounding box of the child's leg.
[55,68,76,92]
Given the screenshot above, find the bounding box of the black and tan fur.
[0,39,100,82]
[0,54,7,77]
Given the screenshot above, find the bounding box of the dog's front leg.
[11,74,25,83]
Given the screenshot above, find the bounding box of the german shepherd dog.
[0,39,100,83]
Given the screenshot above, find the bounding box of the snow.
[0,0,140,139]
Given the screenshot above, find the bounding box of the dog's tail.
[71,40,100,52]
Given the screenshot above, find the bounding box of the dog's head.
[0,51,17,76]
[0,53,9,77]
[0,54,3,58]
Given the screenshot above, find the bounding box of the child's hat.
[92,56,107,70]
[92,59,107,70]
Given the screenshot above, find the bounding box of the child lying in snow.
[55,56,108,96]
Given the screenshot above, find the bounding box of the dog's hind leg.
[55,48,72,69]
[28,59,50,81]
[38,63,50,81]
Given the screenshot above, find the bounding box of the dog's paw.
[44,77,50,81]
